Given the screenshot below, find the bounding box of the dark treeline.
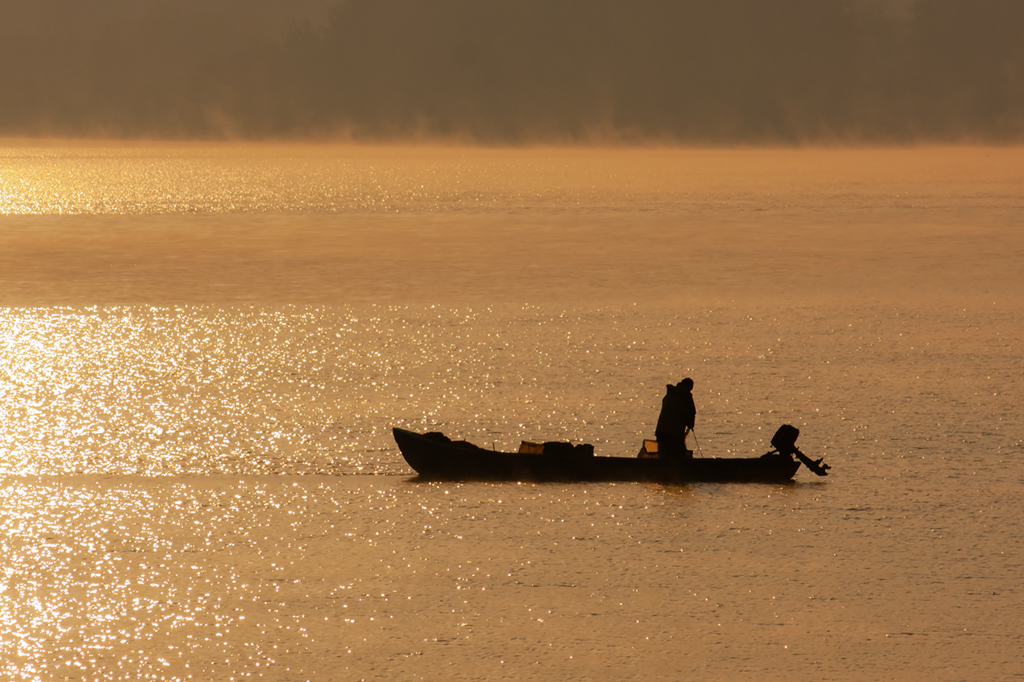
[1,0,1022,143]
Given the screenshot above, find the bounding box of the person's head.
[679,378,694,391]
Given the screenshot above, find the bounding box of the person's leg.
[655,432,685,458]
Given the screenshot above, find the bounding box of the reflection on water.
[2,303,1018,477]
[3,145,1023,309]
[2,473,1021,681]
[2,143,1022,217]
[1,481,241,680]
[0,301,1020,680]
[0,144,1022,680]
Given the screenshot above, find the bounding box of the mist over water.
[1,0,1023,142]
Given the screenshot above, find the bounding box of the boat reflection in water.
[393,424,829,484]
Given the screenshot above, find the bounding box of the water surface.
[1,144,1022,680]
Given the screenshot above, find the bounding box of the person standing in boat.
[655,378,696,458]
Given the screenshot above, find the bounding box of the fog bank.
[1,0,1022,143]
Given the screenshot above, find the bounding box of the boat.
[392,425,829,483]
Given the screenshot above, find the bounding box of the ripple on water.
[1,304,1021,478]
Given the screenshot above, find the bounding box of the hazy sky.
[1,0,1021,143]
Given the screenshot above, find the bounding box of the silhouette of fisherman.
[656,378,696,458]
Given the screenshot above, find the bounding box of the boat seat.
[637,439,659,458]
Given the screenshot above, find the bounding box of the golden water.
[1,143,1022,680]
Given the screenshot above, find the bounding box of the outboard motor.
[770,424,830,476]
[770,424,800,456]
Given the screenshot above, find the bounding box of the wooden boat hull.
[393,428,801,483]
